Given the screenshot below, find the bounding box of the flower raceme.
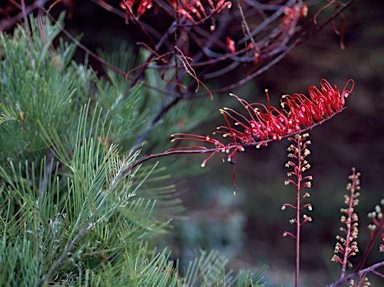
[170,79,354,167]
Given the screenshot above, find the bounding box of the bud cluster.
[367,197,384,252]
[281,133,313,239]
[332,168,361,277]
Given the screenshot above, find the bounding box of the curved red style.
[170,79,354,166]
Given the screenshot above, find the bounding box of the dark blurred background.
[49,0,384,285]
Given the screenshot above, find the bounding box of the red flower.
[282,4,308,30]
[168,0,232,23]
[226,37,236,54]
[120,0,153,21]
[119,0,232,23]
[170,79,354,166]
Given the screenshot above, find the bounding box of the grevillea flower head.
[169,79,354,167]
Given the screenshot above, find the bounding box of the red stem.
[294,137,305,287]
[355,218,384,272]
[295,177,301,287]
[340,175,357,278]
[326,261,384,287]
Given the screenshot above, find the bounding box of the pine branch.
[37,223,92,287]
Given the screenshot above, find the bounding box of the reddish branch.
[325,261,384,287]
[0,1,354,154]
[1,1,354,96]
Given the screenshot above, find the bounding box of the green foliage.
[0,16,264,286]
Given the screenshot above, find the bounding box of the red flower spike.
[170,79,353,168]
[169,80,353,194]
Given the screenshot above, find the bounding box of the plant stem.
[325,261,384,287]
[355,217,384,272]
[294,135,306,287]
[296,180,301,287]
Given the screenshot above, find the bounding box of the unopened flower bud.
[368,224,376,231]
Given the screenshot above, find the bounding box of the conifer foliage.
[0,18,264,286]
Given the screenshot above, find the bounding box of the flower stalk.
[355,195,384,273]
[282,133,313,287]
[331,168,361,279]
